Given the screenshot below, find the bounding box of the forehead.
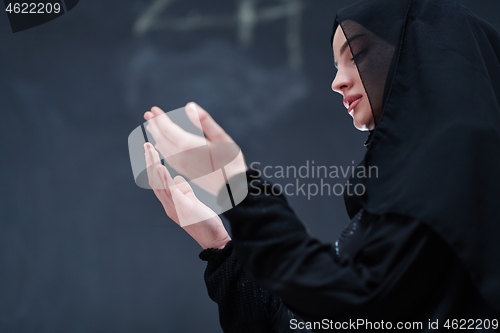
[332,25,349,66]
[332,26,346,52]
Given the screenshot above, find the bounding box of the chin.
[354,123,371,131]
[351,103,375,131]
[353,115,374,131]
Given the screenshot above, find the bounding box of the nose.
[331,69,352,95]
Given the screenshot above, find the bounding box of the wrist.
[200,235,231,250]
[215,235,231,250]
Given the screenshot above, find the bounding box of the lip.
[343,94,363,114]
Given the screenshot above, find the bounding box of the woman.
[142,0,500,331]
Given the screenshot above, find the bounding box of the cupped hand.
[143,102,247,196]
[145,142,231,250]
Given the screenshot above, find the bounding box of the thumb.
[185,102,233,143]
[173,175,200,201]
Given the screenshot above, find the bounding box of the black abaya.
[198,0,500,331]
[200,170,495,332]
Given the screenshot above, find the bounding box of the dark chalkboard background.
[1,1,498,332]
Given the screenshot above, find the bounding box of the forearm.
[222,170,348,319]
[222,170,433,323]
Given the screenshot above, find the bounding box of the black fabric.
[198,1,500,330]
[200,240,314,333]
[332,0,500,315]
[199,240,282,333]
[202,170,494,332]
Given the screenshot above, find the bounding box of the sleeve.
[199,241,314,333]
[222,169,441,323]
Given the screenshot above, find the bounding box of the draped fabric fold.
[335,0,500,315]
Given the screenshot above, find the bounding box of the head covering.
[334,0,500,315]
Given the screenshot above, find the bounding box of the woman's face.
[331,25,375,131]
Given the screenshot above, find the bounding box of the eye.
[352,50,367,63]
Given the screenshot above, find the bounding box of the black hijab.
[334,0,500,315]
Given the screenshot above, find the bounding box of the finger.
[144,143,181,223]
[144,142,155,188]
[170,175,219,227]
[150,106,165,117]
[152,165,178,221]
[185,102,233,143]
[156,165,175,197]
[145,142,162,165]
[146,107,196,149]
[144,143,163,190]
[173,175,194,195]
[144,111,154,121]
[150,107,189,140]
[144,143,159,189]
[144,114,166,145]
[169,178,195,213]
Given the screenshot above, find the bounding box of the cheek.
[349,67,364,85]
[353,99,375,129]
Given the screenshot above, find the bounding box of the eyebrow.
[340,40,350,57]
